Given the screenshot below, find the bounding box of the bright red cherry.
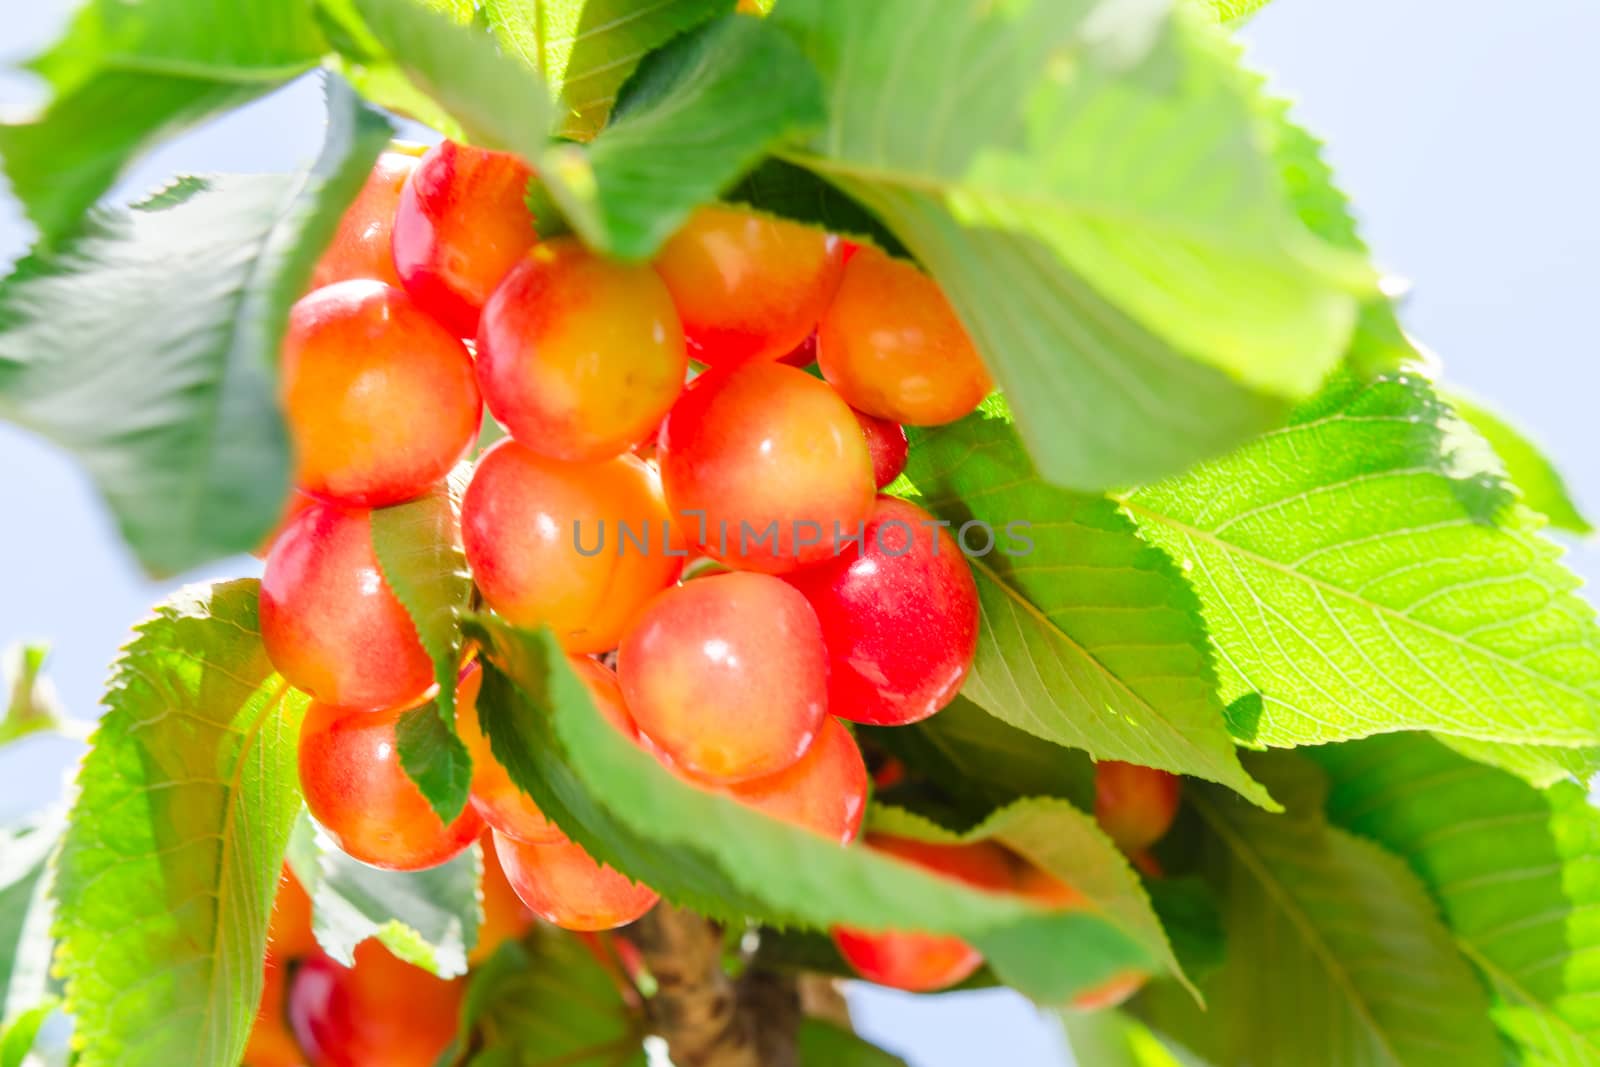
[288,944,463,1067]
[281,280,480,508]
[261,500,433,710]
[492,831,659,932]
[1094,762,1181,853]
[652,204,843,368]
[785,495,979,726]
[392,141,537,337]
[309,147,422,289]
[852,409,908,489]
[619,572,827,782]
[658,362,875,573]
[724,717,867,845]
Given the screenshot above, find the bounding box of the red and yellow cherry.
[245,960,304,1067]
[461,440,683,654]
[1094,762,1181,853]
[1068,971,1147,1012]
[652,205,842,368]
[472,832,535,966]
[477,237,687,461]
[392,141,538,337]
[492,831,659,932]
[266,865,318,963]
[724,718,867,844]
[852,409,908,489]
[309,147,423,290]
[785,495,978,726]
[281,281,480,507]
[619,572,827,782]
[818,246,991,426]
[252,491,317,560]
[288,944,463,1067]
[658,362,875,573]
[298,689,485,871]
[261,501,433,710]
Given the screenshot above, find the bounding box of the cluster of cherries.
[251,136,1183,1041]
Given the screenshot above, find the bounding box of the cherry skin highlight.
[652,205,843,368]
[462,439,683,654]
[392,141,538,337]
[261,500,433,710]
[724,717,868,844]
[298,688,485,872]
[309,147,422,289]
[657,362,875,573]
[619,572,828,782]
[785,495,979,726]
[852,409,909,489]
[1094,761,1181,853]
[818,246,992,426]
[492,831,659,932]
[282,280,480,508]
[477,237,687,461]
[288,944,463,1067]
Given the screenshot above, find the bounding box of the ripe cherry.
[282,280,480,508]
[309,147,422,290]
[1094,762,1181,853]
[298,687,485,871]
[265,865,317,962]
[785,495,979,726]
[653,204,843,368]
[658,362,875,574]
[261,500,433,710]
[619,572,827,782]
[492,831,659,932]
[245,961,303,1067]
[461,439,683,654]
[477,237,687,461]
[818,246,992,426]
[472,831,535,965]
[724,717,867,845]
[392,141,538,337]
[288,944,463,1067]
[852,409,909,489]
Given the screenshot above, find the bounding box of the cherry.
[265,865,318,963]
[282,280,480,508]
[392,141,538,337]
[723,717,867,844]
[852,409,908,488]
[492,831,659,932]
[461,439,683,654]
[245,961,303,1067]
[1094,762,1181,853]
[252,491,316,560]
[658,362,875,574]
[472,831,535,966]
[288,944,463,1067]
[309,147,423,290]
[652,204,843,368]
[619,572,827,782]
[818,246,992,426]
[1069,972,1147,1012]
[785,495,979,726]
[298,686,485,871]
[261,500,433,710]
[477,237,687,461]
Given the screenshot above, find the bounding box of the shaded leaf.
[1446,391,1592,535]
[724,159,907,257]
[798,1019,908,1067]
[0,811,63,1021]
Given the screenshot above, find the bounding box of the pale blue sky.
[2,2,1596,1063]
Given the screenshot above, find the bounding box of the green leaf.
[372,479,474,822]
[467,616,1157,1003]
[1,811,63,1023]
[1432,733,1600,789]
[901,409,1271,807]
[1133,754,1502,1067]
[0,0,324,240]
[1124,372,1600,750]
[723,159,907,257]
[1445,391,1593,536]
[772,0,1367,488]
[1200,0,1276,24]
[484,0,731,140]
[51,580,308,1067]
[540,14,825,259]
[798,1019,908,1067]
[0,83,392,577]
[285,815,481,979]
[1316,734,1600,1066]
[0,998,59,1067]
[1061,1010,1195,1067]
[1,644,81,747]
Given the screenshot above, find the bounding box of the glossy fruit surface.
[725,718,867,844]
[472,833,535,965]
[282,281,479,507]
[785,495,979,726]
[245,961,304,1067]
[392,141,537,337]
[288,944,463,1067]
[658,362,874,573]
[477,238,686,460]
[309,148,421,289]
[299,692,484,871]
[619,572,827,782]
[818,246,992,425]
[261,501,433,710]
[852,409,908,489]
[653,205,842,367]
[1094,762,1181,852]
[492,831,659,931]
[462,439,683,653]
